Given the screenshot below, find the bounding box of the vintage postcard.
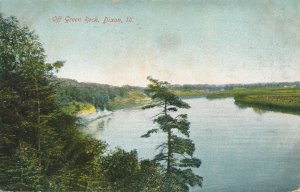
[0,0,299,191]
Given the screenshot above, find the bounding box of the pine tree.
[0,14,176,191]
[142,76,203,191]
[0,14,68,190]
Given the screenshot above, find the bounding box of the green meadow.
[207,87,300,114]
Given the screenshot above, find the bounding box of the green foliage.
[0,14,101,190]
[142,76,202,191]
[51,61,64,73]
[0,14,62,190]
[170,89,208,98]
[0,14,165,191]
[62,101,96,115]
[107,90,150,110]
[207,87,300,114]
[55,78,143,110]
[235,94,300,115]
[100,148,140,191]
[0,142,43,191]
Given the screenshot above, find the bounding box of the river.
[81,98,300,192]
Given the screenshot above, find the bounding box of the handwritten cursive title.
[52,16,134,24]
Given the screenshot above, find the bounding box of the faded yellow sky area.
[0,0,299,86]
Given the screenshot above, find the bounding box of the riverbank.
[75,87,300,116]
[106,90,208,110]
[78,109,112,122]
[75,89,209,122]
[107,91,151,110]
[62,101,96,115]
[207,87,300,115]
[170,89,208,98]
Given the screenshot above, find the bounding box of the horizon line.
[55,77,300,88]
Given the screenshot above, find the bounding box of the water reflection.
[235,101,267,115]
[252,107,267,115]
[91,98,300,192]
[80,116,111,136]
[96,117,111,129]
[234,100,299,116]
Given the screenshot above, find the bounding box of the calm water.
[81,98,300,192]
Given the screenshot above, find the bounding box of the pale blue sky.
[1,0,299,86]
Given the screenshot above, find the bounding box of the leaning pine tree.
[141,76,203,192]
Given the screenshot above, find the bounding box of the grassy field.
[207,87,300,114]
[170,89,208,98]
[107,91,151,110]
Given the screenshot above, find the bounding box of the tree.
[0,14,102,190]
[141,76,203,191]
[0,14,67,190]
[0,14,163,191]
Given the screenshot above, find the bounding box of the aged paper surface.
[0,1,299,191]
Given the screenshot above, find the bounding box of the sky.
[0,0,300,86]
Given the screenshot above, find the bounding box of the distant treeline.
[53,78,143,110]
[170,82,300,91]
[54,78,300,110]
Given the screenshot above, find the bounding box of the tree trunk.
[34,77,41,166]
[167,129,171,173]
[165,100,172,173]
